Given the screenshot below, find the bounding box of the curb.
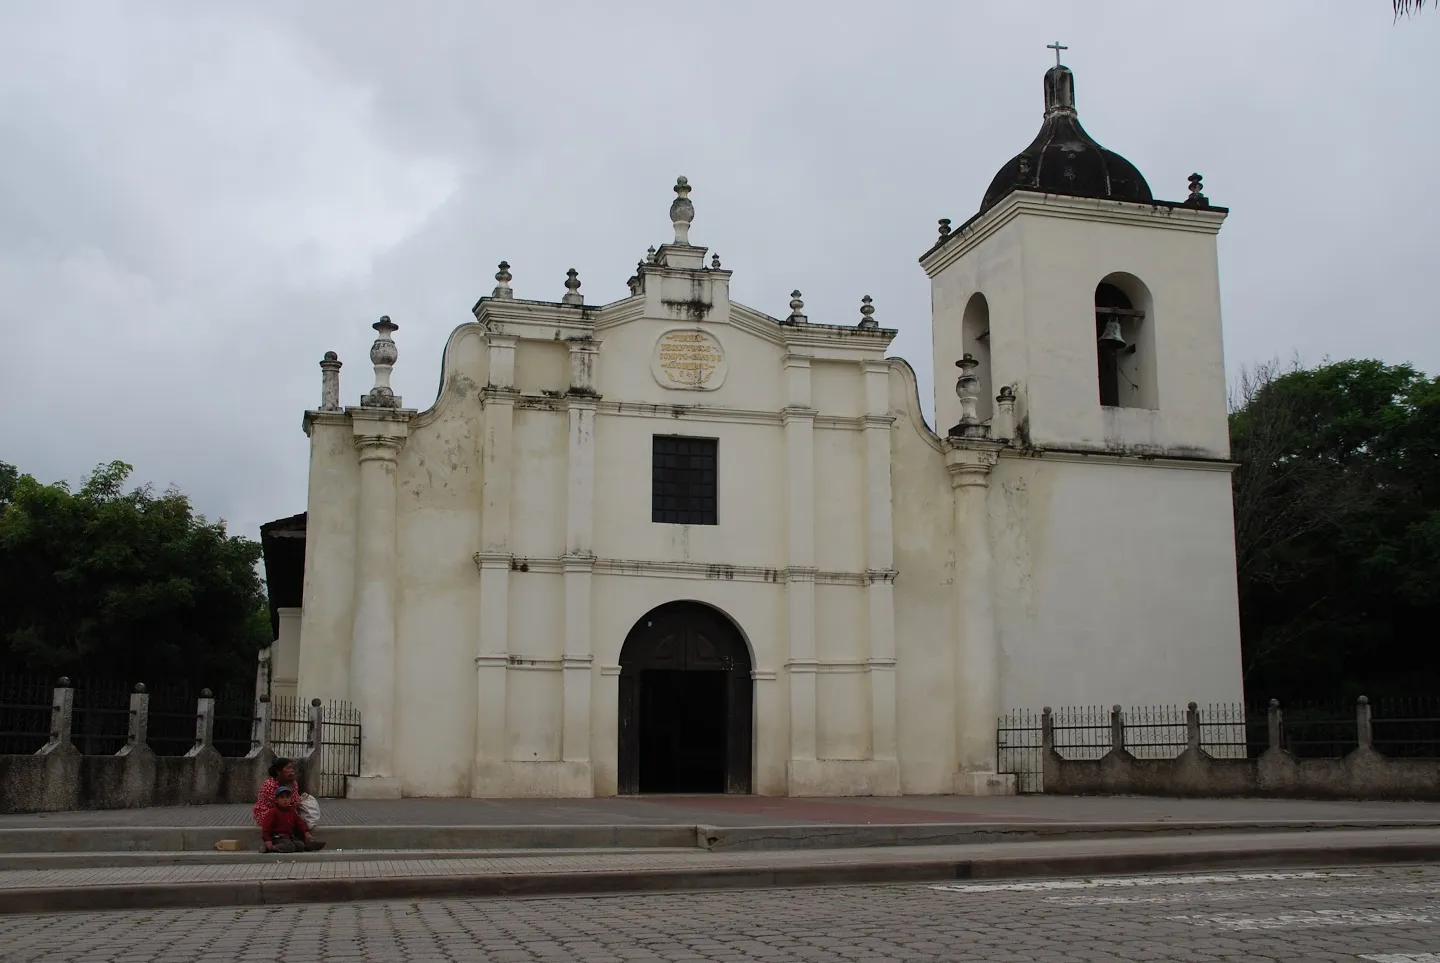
[3,839,1439,915]
[4,819,1438,855]
[697,819,1440,852]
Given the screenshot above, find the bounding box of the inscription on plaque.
[651,329,727,391]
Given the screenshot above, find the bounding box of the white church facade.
[261,60,1245,799]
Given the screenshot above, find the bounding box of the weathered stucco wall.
[990,454,1244,711]
[392,326,487,798]
[887,361,961,796]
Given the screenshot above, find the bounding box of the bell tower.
[921,53,1230,461]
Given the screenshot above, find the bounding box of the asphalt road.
[6,864,1440,962]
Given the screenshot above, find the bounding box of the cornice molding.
[999,445,1237,473]
[921,192,1228,277]
[471,553,896,586]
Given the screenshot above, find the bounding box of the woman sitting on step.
[253,757,321,829]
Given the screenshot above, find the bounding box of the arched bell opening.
[617,601,753,795]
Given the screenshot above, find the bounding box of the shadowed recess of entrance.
[617,601,753,795]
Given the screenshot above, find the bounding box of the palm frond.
[1395,0,1432,16]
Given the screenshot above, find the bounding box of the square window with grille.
[652,435,718,525]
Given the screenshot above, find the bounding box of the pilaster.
[782,354,817,767]
[474,335,517,787]
[861,361,898,762]
[944,438,1014,795]
[562,339,599,774]
[347,408,411,799]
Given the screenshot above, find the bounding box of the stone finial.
[937,218,952,238]
[1184,172,1209,207]
[134,683,147,694]
[670,176,695,246]
[492,261,514,299]
[858,295,878,329]
[363,315,400,408]
[628,261,644,296]
[711,253,721,269]
[949,354,987,439]
[562,268,584,305]
[993,384,1017,444]
[785,290,807,326]
[646,246,657,263]
[319,351,343,411]
[58,676,72,688]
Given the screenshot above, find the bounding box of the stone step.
[3,828,1440,914]
[0,847,698,871]
[1,818,1436,854]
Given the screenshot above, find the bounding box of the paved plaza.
[4,793,1440,829]
[7,864,1440,962]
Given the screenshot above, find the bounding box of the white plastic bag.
[297,792,321,828]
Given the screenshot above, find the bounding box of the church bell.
[1097,315,1126,351]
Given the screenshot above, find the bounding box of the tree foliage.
[1396,0,1432,15]
[0,460,270,686]
[1231,359,1440,701]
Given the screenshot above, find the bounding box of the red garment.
[260,806,309,844]
[252,778,298,826]
[252,778,278,826]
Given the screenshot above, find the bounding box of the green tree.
[1230,359,1440,700]
[1396,0,1432,14]
[0,460,270,687]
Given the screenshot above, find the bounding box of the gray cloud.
[3,1,1436,541]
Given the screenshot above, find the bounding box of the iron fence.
[146,682,256,757]
[995,700,1405,793]
[269,697,361,798]
[996,707,1046,793]
[0,674,51,755]
[0,673,362,797]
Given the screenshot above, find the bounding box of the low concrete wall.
[1042,702,1440,800]
[0,684,326,815]
[0,744,277,814]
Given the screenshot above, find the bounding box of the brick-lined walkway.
[2,828,1438,891]
[4,794,1440,828]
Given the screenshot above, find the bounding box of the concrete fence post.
[1356,695,1373,750]
[302,698,325,792]
[308,699,324,756]
[190,688,215,755]
[1041,707,1054,754]
[125,684,149,751]
[253,695,272,752]
[1267,699,1283,752]
[1186,702,1201,752]
[1110,705,1125,753]
[116,683,156,807]
[37,677,75,757]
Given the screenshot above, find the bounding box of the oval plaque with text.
[651,328,727,391]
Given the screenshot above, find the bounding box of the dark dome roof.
[979,64,1152,216]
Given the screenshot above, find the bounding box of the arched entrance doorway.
[617,601,753,794]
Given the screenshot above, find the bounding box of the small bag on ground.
[297,792,321,828]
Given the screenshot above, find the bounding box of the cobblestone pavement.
[6,864,1440,962]
[4,794,1440,829]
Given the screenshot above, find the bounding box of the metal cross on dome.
[1047,41,1068,66]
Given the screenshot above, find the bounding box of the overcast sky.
[3,1,1437,542]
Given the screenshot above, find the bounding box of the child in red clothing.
[261,786,324,853]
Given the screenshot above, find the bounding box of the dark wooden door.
[724,668,753,794]
[618,602,752,794]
